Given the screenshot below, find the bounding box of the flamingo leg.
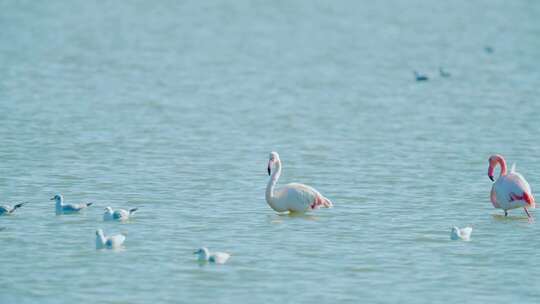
[524,208,531,218]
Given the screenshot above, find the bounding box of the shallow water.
[1,1,540,303]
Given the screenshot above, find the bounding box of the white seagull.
[51,194,93,215]
[95,229,126,249]
[266,152,333,213]
[0,202,26,216]
[450,226,472,241]
[194,247,231,264]
[103,207,138,222]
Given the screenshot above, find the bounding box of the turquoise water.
[1,1,540,303]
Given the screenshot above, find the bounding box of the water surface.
[1,1,540,303]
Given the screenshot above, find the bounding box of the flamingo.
[266,152,333,213]
[487,154,535,218]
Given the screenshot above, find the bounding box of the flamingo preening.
[265,152,333,213]
[488,154,535,218]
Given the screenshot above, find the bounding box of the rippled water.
[1,1,540,303]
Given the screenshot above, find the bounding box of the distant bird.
[484,46,494,54]
[266,152,333,213]
[95,229,126,249]
[414,71,429,81]
[194,247,230,264]
[439,67,451,78]
[0,202,26,216]
[450,226,472,241]
[103,207,138,222]
[51,194,93,215]
[488,154,535,218]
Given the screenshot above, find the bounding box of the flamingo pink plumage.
[488,154,535,218]
[265,152,333,213]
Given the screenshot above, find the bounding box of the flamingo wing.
[494,173,534,209]
[507,172,532,195]
[278,183,331,212]
[506,172,534,207]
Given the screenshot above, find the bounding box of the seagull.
[95,229,126,249]
[450,226,472,241]
[103,207,138,222]
[439,67,451,78]
[414,71,429,81]
[0,202,26,216]
[194,247,231,264]
[51,194,93,215]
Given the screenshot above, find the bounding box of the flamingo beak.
[488,162,495,181]
[267,160,273,175]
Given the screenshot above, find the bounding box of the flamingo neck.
[495,156,507,177]
[266,160,281,205]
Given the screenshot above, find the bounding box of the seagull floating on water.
[414,71,429,81]
[266,152,333,213]
[0,202,26,216]
[450,226,472,241]
[439,67,451,78]
[488,154,535,219]
[51,194,93,215]
[103,207,138,222]
[194,247,230,264]
[96,229,126,249]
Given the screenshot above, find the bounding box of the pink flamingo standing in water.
[488,154,535,218]
[266,152,333,213]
